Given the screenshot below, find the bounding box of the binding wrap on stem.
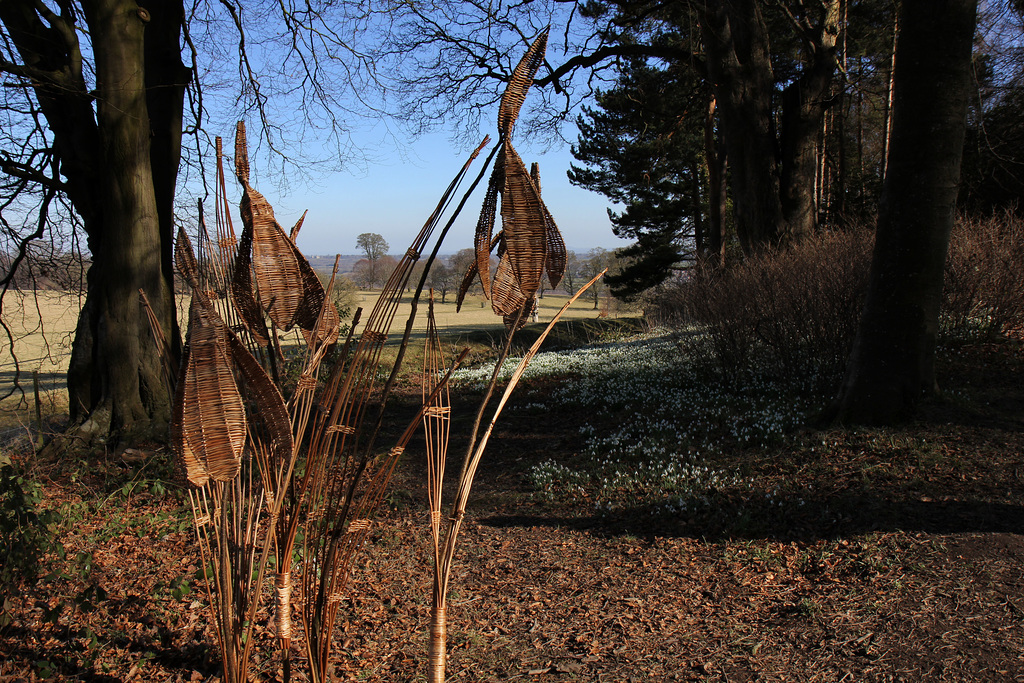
[428,604,447,683]
[275,571,292,643]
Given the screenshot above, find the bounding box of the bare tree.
[425,257,456,303]
[561,250,580,296]
[582,248,610,310]
[0,2,386,447]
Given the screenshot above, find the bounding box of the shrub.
[651,228,874,391]
[943,212,1024,340]
[0,455,61,627]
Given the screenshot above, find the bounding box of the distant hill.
[306,254,363,275]
[1,250,88,291]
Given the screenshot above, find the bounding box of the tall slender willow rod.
[426,270,606,683]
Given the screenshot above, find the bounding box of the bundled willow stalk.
[158,121,493,683]
[423,272,603,682]
[418,30,613,682]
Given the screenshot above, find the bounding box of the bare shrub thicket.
[649,229,874,391]
[649,212,1024,393]
[942,211,1024,340]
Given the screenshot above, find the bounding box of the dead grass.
[1,335,1022,682]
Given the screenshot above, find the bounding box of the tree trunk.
[65,0,179,444]
[703,97,727,266]
[700,0,782,254]
[830,0,977,424]
[700,0,839,253]
[141,0,189,359]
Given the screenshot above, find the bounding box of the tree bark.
[141,0,189,361]
[700,0,839,253]
[830,0,977,424]
[779,0,840,242]
[703,97,727,266]
[63,0,178,444]
[700,0,782,254]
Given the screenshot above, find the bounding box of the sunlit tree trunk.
[66,1,180,443]
[831,0,978,424]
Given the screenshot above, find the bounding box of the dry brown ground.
[1,337,1022,682]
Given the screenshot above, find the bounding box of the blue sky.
[264,132,630,258]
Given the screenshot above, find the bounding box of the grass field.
[0,288,639,432]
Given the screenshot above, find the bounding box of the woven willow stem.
[276,571,292,643]
[432,271,606,681]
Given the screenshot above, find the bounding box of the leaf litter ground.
[2,336,1023,682]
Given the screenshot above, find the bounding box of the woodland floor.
[2,336,1023,682]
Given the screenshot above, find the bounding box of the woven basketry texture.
[490,252,528,317]
[230,220,271,345]
[497,30,548,137]
[500,142,548,298]
[241,186,306,330]
[173,297,246,486]
[543,204,567,289]
[473,159,503,299]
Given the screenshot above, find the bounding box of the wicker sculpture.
[162,126,486,683]
[457,29,568,330]
[158,31,602,683]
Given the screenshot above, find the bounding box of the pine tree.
[569,57,708,299]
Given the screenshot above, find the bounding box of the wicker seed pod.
[490,252,528,317]
[170,341,207,487]
[176,297,247,484]
[500,142,548,299]
[497,30,549,138]
[473,158,503,299]
[526,161,566,288]
[544,208,567,289]
[230,219,270,345]
[234,124,337,341]
[241,187,306,331]
[293,249,340,346]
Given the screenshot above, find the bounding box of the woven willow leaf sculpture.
[173,297,246,485]
[167,223,300,683]
[463,29,567,326]
[233,122,339,343]
[274,139,488,683]
[497,28,548,137]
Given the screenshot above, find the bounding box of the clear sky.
[265,132,630,258]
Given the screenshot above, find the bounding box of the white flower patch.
[458,331,820,514]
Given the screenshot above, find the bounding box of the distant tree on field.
[354,233,391,289]
[582,248,611,310]
[425,259,456,304]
